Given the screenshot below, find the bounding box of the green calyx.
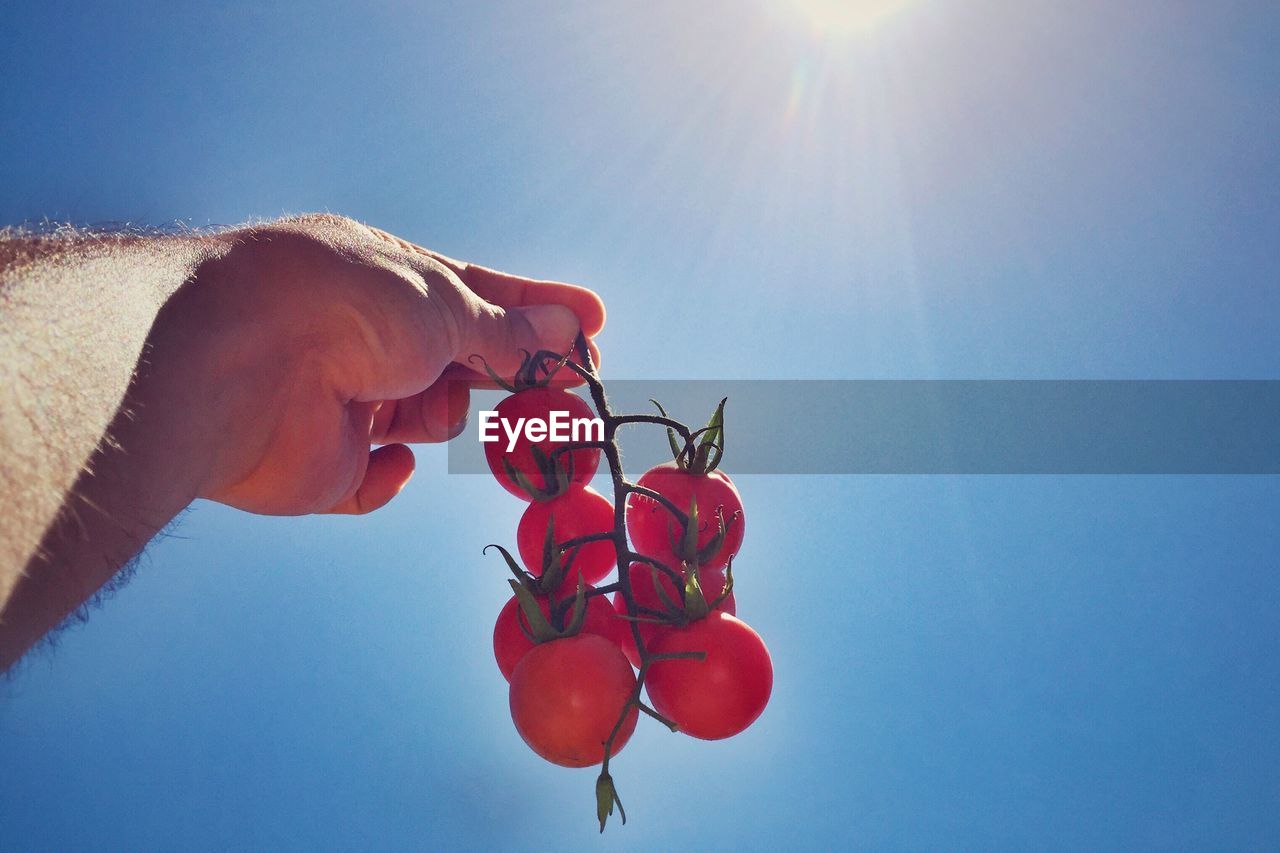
[681,561,710,621]
[469,347,572,394]
[664,494,732,567]
[632,548,735,630]
[634,496,738,626]
[500,444,576,501]
[707,555,735,612]
[677,553,734,624]
[536,513,574,594]
[508,576,588,644]
[652,397,727,475]
[596,772,626,832]
[484,541,557,597]
[482,542,587,641]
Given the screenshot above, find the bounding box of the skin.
[0,214,605,671]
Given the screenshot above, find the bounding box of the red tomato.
[509,634,638,767]
[626,462,744,573]
[484,387,601,500]
[611,562,736,668]
[517,486,616,588]
[492,589,627,681]
[645,611,772,740]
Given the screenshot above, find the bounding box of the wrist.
[144,227,278,501]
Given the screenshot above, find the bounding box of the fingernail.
[520,304,580,349]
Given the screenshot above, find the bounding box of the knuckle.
[412,264,466,353]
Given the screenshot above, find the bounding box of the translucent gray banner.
[447,381,1280,475]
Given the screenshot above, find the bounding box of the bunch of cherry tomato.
[480,347,772,830]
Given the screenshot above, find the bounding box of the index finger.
[439,257,607,339]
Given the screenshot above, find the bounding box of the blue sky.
[2,1,1279,850]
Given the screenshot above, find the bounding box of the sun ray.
[770,0,914,39]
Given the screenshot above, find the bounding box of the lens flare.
[773,0,913,38]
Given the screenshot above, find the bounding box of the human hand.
[152,214,605,517]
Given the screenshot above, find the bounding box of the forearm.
[0,228,221,662]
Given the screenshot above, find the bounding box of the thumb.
[459,302,581,377]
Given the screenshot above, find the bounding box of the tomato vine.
[482,331,766,832]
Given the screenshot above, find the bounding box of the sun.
[772,0,914,38]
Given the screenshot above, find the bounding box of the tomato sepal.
[659,493,733,569]
[650,397,728,474]
[681,562,710,622]
[484,541,565,599]
[469,347,573,394]
[690,397,727,474]
[508,576,589,643]
[537,514,566,590]
[499,444,574,502]
[483,543,527,583]
[595,771,626,833]
[706,555,736,613]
